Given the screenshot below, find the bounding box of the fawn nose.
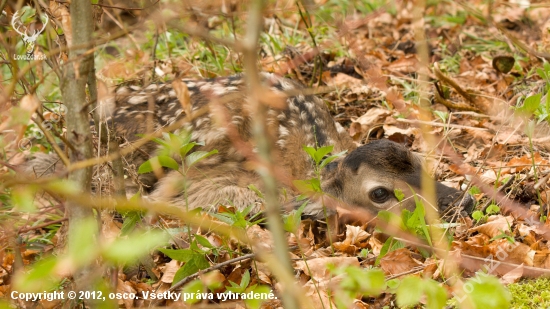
[435,185,476,219]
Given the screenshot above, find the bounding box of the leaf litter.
[3,0,550,308]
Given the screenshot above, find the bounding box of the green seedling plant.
[159,236,216,286]
[222,270,273,309]
[516,62,550,124]
[138,131,218,214]
[327,264,385,308]
[210,204,265,229]
[282,200,308,234]
[377,188,434,261]
[395,276,447,309]
[291,144,346,244]
[472,203,500,223]
[136,131,269,291]
[293,144,346,201]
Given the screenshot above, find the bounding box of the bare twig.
[31,117,70,167]
[92,0,160,10]
[241,1,299,308]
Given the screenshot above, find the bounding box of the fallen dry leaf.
[349,107,391,140]
[295,257,360,281]
[499,263,523,285]
[470,215,514,238]
[379,248,422,275]
[160,259,181,284]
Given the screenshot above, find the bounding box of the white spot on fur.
[232,115,244,125]
[278,125,289,137]
[315,118,325,126]
[195,117,209,128]
[200,128,226,144]
[116,87,130,95]
[128,96,149,104]
[335,122,346,134]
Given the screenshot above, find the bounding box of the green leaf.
[159,248,195,262]
[102,230,169,264]
[468,186,481,195]
[138,156,179,173]
[173,260,200,285]
[138,160,153,174]
[375,236,404,266]
[292,178,322,194]
[12,186,37,212]
[424,279,447,309]
[303,146,317,161]
[412,196,432,246]
[120,211,142,236]
[313,145,334,164]
[386,278,400,290]
[68,218,99,267]
[185,149,218,167]
[466,275,511,308]
[179,142,198,158]
[13,256,60,292]
[472,210,484,221]
[378,210,405,230]
[433,110,448,122]
[157,155,179,170]
[180,280,204,304]
[195,235,214,249]
[46,180,81,195]
[244,285,273,309]
[240,269,251,288]
[226,270,251,293]
[283,201,308,233]
[172,255,210,285]
[352,268,385,296]
[149,136,169,147]
[396,276,423,307]
[248,184,264,199]
[319,150,347,169]
[519,93,542,115]
[394,188,405,202]
[486,204,500,215]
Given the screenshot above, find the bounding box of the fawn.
[26,73,475,219]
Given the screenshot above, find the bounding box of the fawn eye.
[369,187,391,203]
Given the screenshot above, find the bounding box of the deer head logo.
[11,10,49,55]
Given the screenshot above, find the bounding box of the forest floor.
[3,0,550,308]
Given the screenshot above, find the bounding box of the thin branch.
[92,0,160,11]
